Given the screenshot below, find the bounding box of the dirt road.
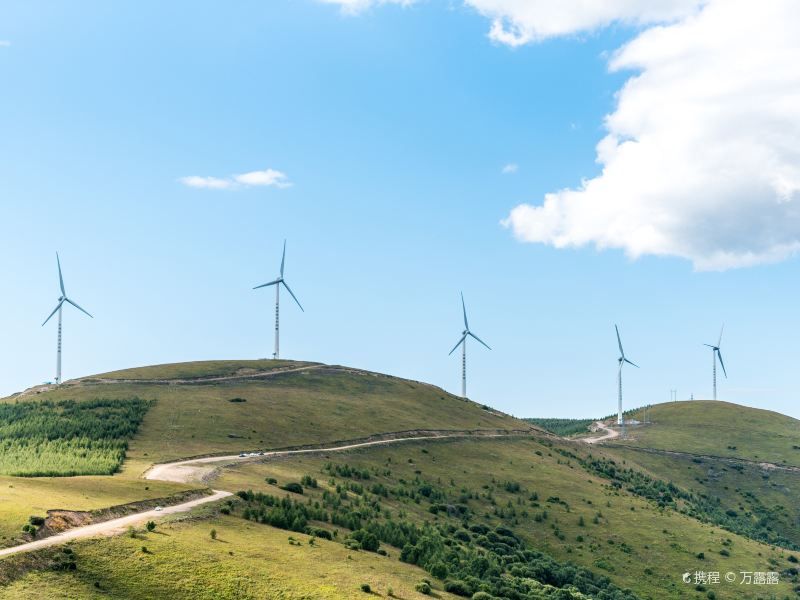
[0,490,232,559]
[582,421,620,444]
[1,430,532,559]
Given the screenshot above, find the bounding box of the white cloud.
[318,0,414,15]
[178,168,292,191]
[233,168,292,188]
[466,0,702,45]
[504,0,800,270]
[319,0,800,269]
[0,41,11,47]
[178,175,234,190]
[502,163,518,174]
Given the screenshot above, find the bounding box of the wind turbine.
[615,324,639,426]
[704,325,727,400]
[448,293,490,398]
[41,253,93,385]
[253,240,303,359]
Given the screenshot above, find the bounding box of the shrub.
[145,521,156,532]
[266,477,278,485]
[281,482,304,494]
[210,529,217,540]
[430,561,448,579]
[360,583,371,593]
[415,581,432,595]
[310,527,332,540]
[789,555,798,563]
[29,516,46,527]
[472,593,494,600]
[227,397,247,403]
[350,529,380,552]
[301,475,318,488]
[696,552,705,559]
[444,580,473,597]
[719,548,730,556]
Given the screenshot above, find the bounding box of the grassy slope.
[2,511,458,600]
[5,361,528,466]
[0,476,196,547]
[616,401,800,466]
[608,445,800,550]
[212,436,797,600]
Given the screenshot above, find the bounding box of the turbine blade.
[448,333,467,355]
[280,240,286,278]
[42,300,64,326]
[468,331,491,351]
[624,358,639,368]
[703,343,715,348]
[56,252,65,296]
[718,324,724,347]
[65,297,93,318]
[461,292,469,330]
[281,280,304,312]
[253,278,281,290]
[615,324,624,357]
[716,349,727,378]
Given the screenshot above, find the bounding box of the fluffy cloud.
[179,168,292,190]
[504,0,800,270]
[320,0,800,270]
[465,0,701,45]
[0,41,11,47]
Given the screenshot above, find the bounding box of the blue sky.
[2,1,799,418]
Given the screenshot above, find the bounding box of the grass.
[0,475,197,547]
[212,436,798,599]
[608,445,800,550]
[4,362,528,465]
[524,418,595,437]
[90,359,310,381]
[0,513,459,599]
[615,401,800,466]
[0,398,151,476]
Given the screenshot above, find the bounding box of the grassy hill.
[4,360,531,469]
[4,365,800,599]
[617,401,800,466]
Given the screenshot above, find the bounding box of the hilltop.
[619,400,800,466]
[2,360,533,468]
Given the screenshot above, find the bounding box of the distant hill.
[618,400,800,466]
[3,360,533,467]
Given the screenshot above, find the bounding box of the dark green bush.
[281,482,304,494]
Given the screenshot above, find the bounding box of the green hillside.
[4,365,800,599]
[617,401,800,466]
[4,361,531,468]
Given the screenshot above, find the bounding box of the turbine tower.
[615,324,639,426]
[704,325,727,400]
[42,253,93,385]
[253,240,304,359]
[448,292,490,398]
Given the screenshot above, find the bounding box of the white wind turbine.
[704,325,727,400]
[448,293,490,398]
[253,240,304,359]
[615,324,639,426]
[41,253,93,384]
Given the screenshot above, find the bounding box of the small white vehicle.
[154,506,163,512]
[239,453,246,457]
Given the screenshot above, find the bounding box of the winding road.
[0,430,531,559]
[582,421,620,444]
